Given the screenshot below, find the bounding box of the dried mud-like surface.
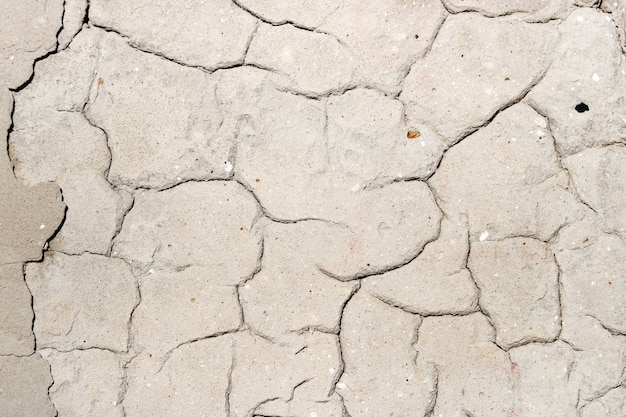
[1,1,626,416]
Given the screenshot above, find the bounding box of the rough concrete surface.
[0,0,625,416]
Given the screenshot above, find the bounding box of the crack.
[424,363,440,417]
[371,292,478,317]
[230,0,346,47]
[156,332,240,375]
[396,11,448,99]
[225,336,236,417]
[10,0,67,93]
[317,195,444,281]
[329,282,360,397]
[21,263,38,352]
[585,314,626,337]
[41,352,59,417]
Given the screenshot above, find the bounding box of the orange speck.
[98,78,104,85]
[255,178,260,183]
[407,130,421,139]
[191,298,196,303]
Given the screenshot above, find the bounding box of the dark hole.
[575,102,589,113]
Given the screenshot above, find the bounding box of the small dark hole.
[575,102,589,113]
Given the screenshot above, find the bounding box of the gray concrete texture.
[0,0,625,416]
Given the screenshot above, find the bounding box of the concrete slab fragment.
[230,332,340,417]
[0,264,34,355]
[442,0,573,20]
[469,238,561,349]
[564,145,626,237]
[0,353,55,417]
[526,9,626,156]
[429,103,585,241]
[364,218,478,315]
[555,216,626,334]
[0,0,64,89]
[124,336,232,417]
[90,0,258,70]
[338,290,436,417]
[112,181,262,278]
[41,348,124,417]
[416,314,516,416]
[86,33,228,188]
[1,88,66,264]
[401,14,558,145]
[327,88,445,185]
[240,221,357,339]
[26,252,138,351]
[132,268,241,355]
[246,23,354,96]
[509,342,578,417]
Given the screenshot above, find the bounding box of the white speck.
[310,413,318,417]
[577,15,584,22]
[591,281,596,286]
[39,224,45,229]
[336,382,347,390]
[536,129,545,136]
[244,284,250,289]
[511,137,517,142]
[148,269,154,274]
[534,117,547,128]
[420,140,426,147]
[479,231,489,241]
[329,367,335,374]
[592,73,600,82]
[351,183,361,192]
[224,161,233,174]
[483,62,495,70]
[134,67,140,72]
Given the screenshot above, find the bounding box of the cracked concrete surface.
[1,0,625,416]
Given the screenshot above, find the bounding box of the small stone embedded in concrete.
[0,264,34,355]
[429,103,585,241]
[89,0,258,70]
[230,332,340,417]
[364,218,479,315]
[41,348,124,417]
[508,342,578,417]
[468,237,561,349]
[240,221,358,339]
[0,353,55,417]
[26,252,138,351]
[124,336,233,417]
[416,313,516,417]
[86,33,228,189]
[560,313,626,401]
[113,181,262,277]
[326,88,445,185]
[580,386,626,417]
[526,9,626,156]
[339,290,436,417]
[555,217,626,334]
[441,0,573,21]
[132,268,241,355]
[0,0,64,89]
[563,146,626,237]
[246,23,354,95]
[401,14,558,145]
